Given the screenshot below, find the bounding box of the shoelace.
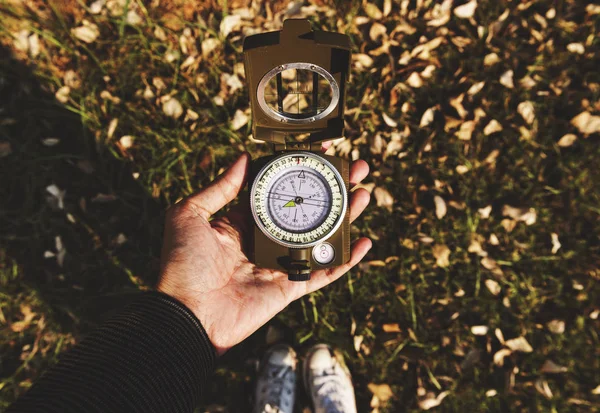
[313,367,349,413]
[261,365,293,413]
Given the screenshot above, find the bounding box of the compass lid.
[243,19,352,145]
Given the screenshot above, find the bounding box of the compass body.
[243,19,352,280]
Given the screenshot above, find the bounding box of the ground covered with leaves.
[1,0,599,411]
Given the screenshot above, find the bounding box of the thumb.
[184,152,250,219]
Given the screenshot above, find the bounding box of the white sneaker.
[303,344,357,413]
[253,344,297,413]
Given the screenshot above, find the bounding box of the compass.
[243,19,352,281]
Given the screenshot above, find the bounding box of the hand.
[157,151,372,355]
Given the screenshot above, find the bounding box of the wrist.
[156,283,230,356]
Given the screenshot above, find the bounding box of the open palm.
[158,152,371,355]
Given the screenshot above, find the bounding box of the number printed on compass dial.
[251,153,347,247]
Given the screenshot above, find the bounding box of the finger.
[349,188,370,223]
[349,159,369,186]
[321,141,333,152]
[300,237,372,296]
[182,152,250,219]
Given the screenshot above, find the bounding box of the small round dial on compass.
[251,152,347,248]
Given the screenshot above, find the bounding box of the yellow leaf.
[505,336,533,353]
[571,111,600,135]
[364,3,383,19]
[454,0,477,19]
[383,323,401,333]
[368,383,393,403]
[432,244,451,267]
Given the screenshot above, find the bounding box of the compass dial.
[251,152,347,248]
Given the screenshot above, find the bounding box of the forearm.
[8,291,216,413]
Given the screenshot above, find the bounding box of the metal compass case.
[243,19,352,281]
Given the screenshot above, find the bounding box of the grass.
[0,0,599,411]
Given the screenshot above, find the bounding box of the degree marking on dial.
[251,153,345,245]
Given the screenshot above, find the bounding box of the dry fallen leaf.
[468,239,486,256]
[489,233,500,245]
[119,135,134,149]
[231,109,248,131]
[374,187,394,212]
[566,43,585,55]
[570,111,600,135]
[456,165,469,174]
[467,81,485,96]
[454,0,477,19]
[432,244,451,267]
[364,3,383,20]
[505,336,533,353]
[518,101,536,124]
[162,97,184,119]
[427,0,452,27]
[55,86,70,103]
[71,21,100,43]
[493,348,512,366]
[434,195,447,219]
[484,119,503,135]
[42,137,60,146]
[46,184,66,210]
[353,53,374,69]
[484,53,500,66]
[535,379,553,399]
[370,133,385,155]
[540,360,568,374]
[420,107,436,127]
[223,73,244,95]
[383,323,401,333]
[557,133,577,147]
[478,205,492,219]
[456,120,475,140]
[220,15,242,37]
[485,279,501,296]
[499,70,514,89]
[383,0,392,16]
[551,233,561,254]
[421,65,436,79]
[369,22,387,41]
[202,38,220,58]
[546,319,565,334]
[471,325,489,335]
[502,205,537,225]
[369,383,393,411]
[481,257,503,276]
[382,113,398,128]
[406,72,423,88]
[418,390,450,410]
[10,305,36,332]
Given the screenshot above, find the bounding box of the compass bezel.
[250,152,348,249]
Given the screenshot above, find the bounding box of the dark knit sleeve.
[8,291,217,413]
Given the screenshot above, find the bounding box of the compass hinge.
[274,142,322,152]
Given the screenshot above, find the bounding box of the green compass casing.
[243,19,352,281]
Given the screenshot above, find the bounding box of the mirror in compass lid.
[243,18,351,142]
[257,62,340,125]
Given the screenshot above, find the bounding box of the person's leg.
[253,344,297,413]
[303,344,357,413]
